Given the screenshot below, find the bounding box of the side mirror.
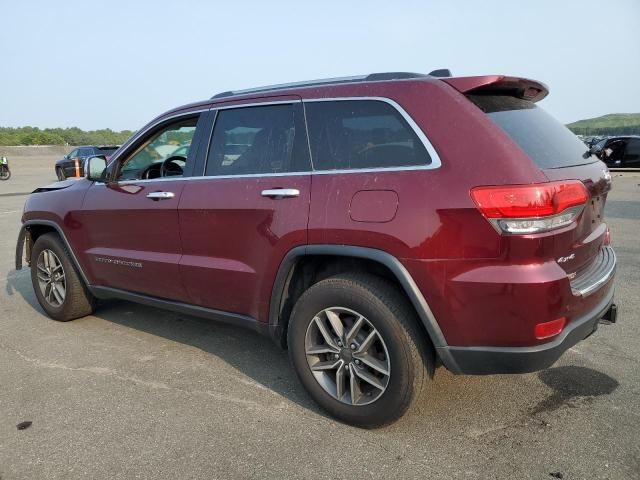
[85,155,108,181]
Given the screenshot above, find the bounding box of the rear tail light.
[470,181,588,234]
[534,317,566,339]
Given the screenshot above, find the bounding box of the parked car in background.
[592,136,640,168]
[55,145,119,180]
[17,71,617,427]
[582,135,612,149]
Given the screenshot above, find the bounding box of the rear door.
[79,111,208,300]
[178,98,311,321]
[622,138,640,167]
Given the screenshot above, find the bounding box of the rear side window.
[305,100,431,171]
[469,95,594,169]
[624,139,640,161]
[205,103,309,176]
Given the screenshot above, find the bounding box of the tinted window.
[116,116,198,181]
[206,103,308,176]
[67,149,79,158]
[469,95,594,169]
[96,146,119,156]
[305,100,431,171]
[624,139,640,161]
[78,147,94,156]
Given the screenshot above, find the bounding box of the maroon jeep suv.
[16,71,617,427]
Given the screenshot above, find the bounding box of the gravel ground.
[0,156,638,480]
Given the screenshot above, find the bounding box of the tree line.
[0,126,134,146]
[567,125,640,136]
[2,123,638,147]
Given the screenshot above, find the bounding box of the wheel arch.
[16,220,91,287]
[268,245,458,370]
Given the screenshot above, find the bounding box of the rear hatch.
[446,76,611,277]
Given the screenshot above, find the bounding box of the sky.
[1,0,639,131]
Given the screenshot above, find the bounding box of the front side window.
[116,116,198,181]
[205,103,308,176]
[304,100,431,171]
[67,149,79,159]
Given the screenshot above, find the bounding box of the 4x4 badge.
[557,253,575,263]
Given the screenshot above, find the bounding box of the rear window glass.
[469,95,595,169]
[78,147,94,156]
[96,146,118,155]
[305,100,431,171]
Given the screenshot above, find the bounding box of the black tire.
[287,273,433,428]
[30,233,95,321]
[0,166,10,180]
[56,167,65,181]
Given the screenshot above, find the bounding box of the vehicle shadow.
[94,299,324,413]
[6,268,618,431]
[5,268,323,416]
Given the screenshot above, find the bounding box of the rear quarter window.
[469,95,595,169]
[304,100,431,171]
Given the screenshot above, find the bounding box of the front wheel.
[30,233,95,321]
[287,273,432,428]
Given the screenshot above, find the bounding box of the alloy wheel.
[305,307,391,406]
[36,249,66,307]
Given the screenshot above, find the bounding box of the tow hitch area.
[600,303,618,325]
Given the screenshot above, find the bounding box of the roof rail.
[210,71,442,100]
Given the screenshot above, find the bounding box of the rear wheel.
[287,273,432,428]
[0,165,10,180]
[30,233,95,321]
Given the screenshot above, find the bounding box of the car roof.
[155,70,548,123]
[210,71,437,100]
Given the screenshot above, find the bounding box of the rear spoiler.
[442,75,549,102]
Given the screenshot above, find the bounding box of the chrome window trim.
[97,164,442,185]
[100,96,442,185]
[303,96,442,170]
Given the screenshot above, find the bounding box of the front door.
[79,113,206,300]
[178,99,311,322]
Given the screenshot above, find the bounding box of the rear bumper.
[438,288,615,374]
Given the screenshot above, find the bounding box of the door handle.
[261,188,300,198]
[147,191,175,200]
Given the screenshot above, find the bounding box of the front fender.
[15,220,91,287]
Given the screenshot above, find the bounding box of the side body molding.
[268,244,460,371]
